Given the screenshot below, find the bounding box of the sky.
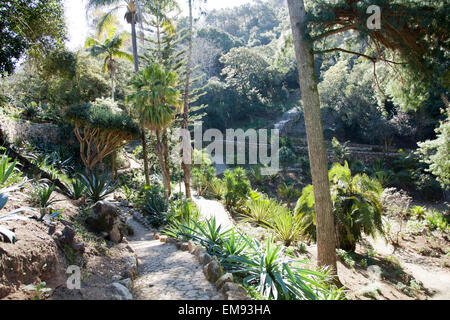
[64,0,253,50]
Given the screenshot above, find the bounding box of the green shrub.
[243,197,278,227]
[410,206,426,220]
[140,185,168,228]
[0,153,18,186]
[65,178,87,200]
[208,178,225,200]
[78,170,118,203]
[268,206,303,247]
[295,162,384,251]
[425,210,448,232]
[223,168,251,212]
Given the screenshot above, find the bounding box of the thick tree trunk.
[181,0,193,199]
[287,0,337,272]
[131,14,150,186]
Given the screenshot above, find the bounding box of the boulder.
[203,257,223,283]
[222,282,250,300]
[55,226,85,253]
[187,240,196,253]
[85,201,125,243]
[198,252,212,265]
[215,273,233,289]
[108,282,133,300]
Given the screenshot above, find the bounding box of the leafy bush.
[417,109,450,189]
[268,206,303,247]
[78,170,118,203]
[208,178,225,200]
[295,162,384,251]
[243,197,278,227]
[140,185,169,228]
[223,168,251,212]
[410,206,426,220]
[425,210,448,233]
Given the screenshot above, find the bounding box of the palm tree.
[127,63,182,197]
[87,0,151,186]
[85,33,133,100]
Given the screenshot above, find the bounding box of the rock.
[118,278,132,290]
[193,247,206,257]
[179,242,189,251]
[125,244,135,253]
[188,240,196,253]
[153,234,160,240]
[159,235,168,243]
[121,255,138,279]
[73,242,85,253]
[85,201,125,243]
[112,275,122,281]
[198,252,212,265]
[203,258,223,283]
[222,283,250,300]
[55,226,85,253]
[132,211,144,221]
[108,282,133,300]
[215,273,233,289]
[166,237,177,245]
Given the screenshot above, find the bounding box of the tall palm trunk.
[156,129,171,198]
[181,0,193,199]
[110,65,115,101]
[287,0,337,273]
[131,11,150,186]
[162,129,171,197]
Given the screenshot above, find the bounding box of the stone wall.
[0,116,62,146]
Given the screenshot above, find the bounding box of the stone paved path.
[127,217,224,300]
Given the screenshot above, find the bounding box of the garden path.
[127,217,224,300]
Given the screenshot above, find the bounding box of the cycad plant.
[277,183,300,209]
[295,161,384,251]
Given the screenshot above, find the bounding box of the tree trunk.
[287,0,337,273]
[181,0,193,199]
[110,68,115,101]
[131,13,150,186]
[156,129,171,198]
[162,129,172,197]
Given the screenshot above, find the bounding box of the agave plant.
[0,191,36,243]
[226,238,340,300]
[78,170,118,203]
[65,178,87,200]
[0,153,18,186]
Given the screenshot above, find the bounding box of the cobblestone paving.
[128,218,224,300]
